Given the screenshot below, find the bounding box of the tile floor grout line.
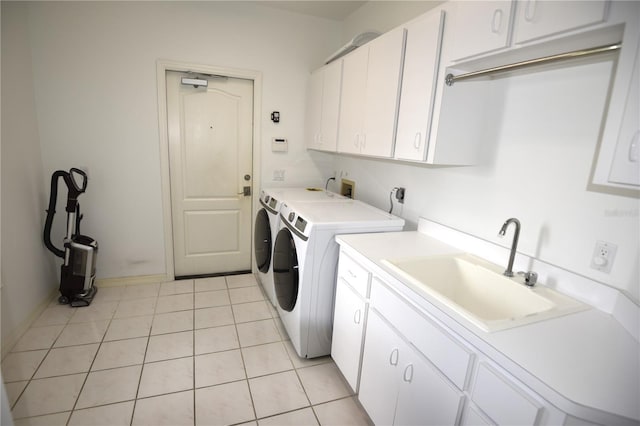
[11,297,106,420]
[65,296,118,426]
[226,275,259,424]
[130,285,156,426]
[9,274,370,425]
[192,284,196,426]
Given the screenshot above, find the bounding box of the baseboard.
[1,287,58,360]
[95,274,169,288]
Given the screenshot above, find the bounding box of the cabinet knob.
[389,348,399,366]
[629,130,639,162]
[353,309,362,324]
[491,8,504,34]
[403,364,414,383]
[414,132,422,150]
[524,0,537,22]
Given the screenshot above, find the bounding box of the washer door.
[273,228,299,312]
[254,209,272,273]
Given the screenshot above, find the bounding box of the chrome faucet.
[498,218,520,277]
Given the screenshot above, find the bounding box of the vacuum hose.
[43,170,68,258]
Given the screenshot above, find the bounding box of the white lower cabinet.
[331,279,367,392]
[471,361,542,425]
[358,310,402,425]
[331,249,594,425]
[358,309,464,426]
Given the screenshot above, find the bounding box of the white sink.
[382,254,587,332]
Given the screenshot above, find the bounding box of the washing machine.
[272,199,405,358]
[254,187,347,307]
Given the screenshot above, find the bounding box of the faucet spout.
[498,218,520,277]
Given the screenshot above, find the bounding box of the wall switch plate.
[590,240,617,273]
[273,170,285,181]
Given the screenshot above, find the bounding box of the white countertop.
[336,230,640,424]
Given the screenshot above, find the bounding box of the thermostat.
[272,138,288,152]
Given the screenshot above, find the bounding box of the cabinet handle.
[353,309,361,324]
[525,0,537,22]
[413,132,422,150]
[354,134,360,148]
[491,8,503,34]
[403,364,414,383]
[629,131,639,162]
[361,134,367,149]
[389,348,399,366]
[318,133,323,145]
[347,269,357,279]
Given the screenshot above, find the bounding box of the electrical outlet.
[395,187,405,204]
[273,170,285,181]
[590,240,617,273]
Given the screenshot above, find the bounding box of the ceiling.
[256,1,368,21]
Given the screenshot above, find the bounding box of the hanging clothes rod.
[445,42,621,86]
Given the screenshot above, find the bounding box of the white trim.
[156,59,262,279]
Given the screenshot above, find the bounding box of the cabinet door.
[394,348,464,426]
[362,27,406,158]
[319,59,343,152]
[395,10,445,161]
[305,69,324,150]
[358,310,402,426]
[338,46,368,155]
[331,280,366,392]
[450,1,513,61]
[608,42,639,186]
[514,0,608,45]
[472,362,542,425]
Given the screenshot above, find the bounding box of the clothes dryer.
[254,187,347,307]
[272,199,404,358]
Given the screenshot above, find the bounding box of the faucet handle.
[518,271,538,286]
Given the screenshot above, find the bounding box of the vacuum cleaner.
[43,168,98,307]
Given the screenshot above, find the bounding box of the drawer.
[472,362,542,425]
[337,252,370,298]
[370,277,473,390]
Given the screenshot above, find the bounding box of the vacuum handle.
[68,168,88,195]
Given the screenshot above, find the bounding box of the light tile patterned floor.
[2,274,372,426]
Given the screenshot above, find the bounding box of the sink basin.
[382,254,586,332]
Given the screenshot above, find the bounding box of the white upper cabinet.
[513,0,609,45]
[337,45,368,155]
[338,27,406,158]
[606,41,639,186]
[449,1,514,61]
[589,1,640,192]
[395,10,446,162]
[305,59,342,152]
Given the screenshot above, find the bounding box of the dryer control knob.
[288,212,296,222]
[265,195,270,203]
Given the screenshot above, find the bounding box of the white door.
[166,71,253,277]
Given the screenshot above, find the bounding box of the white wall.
[341,1,442,44]
[25,1,342,279]
[332,4,640,301]
[1,2,58,352]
